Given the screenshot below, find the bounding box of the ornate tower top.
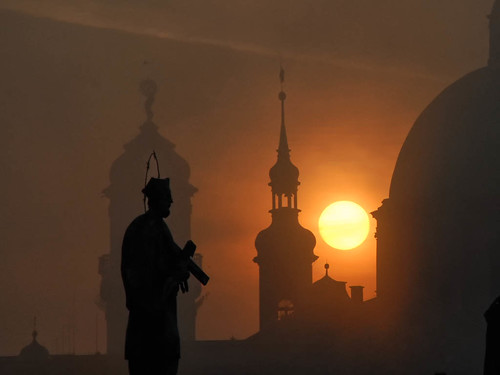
[254,69,317,330]
[489,0,500,67]
[268,67,300,212]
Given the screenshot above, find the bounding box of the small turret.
[19,317,49,361]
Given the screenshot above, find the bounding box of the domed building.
[19,329,49,361]
[300,264,360,323]
[372,1,500,373]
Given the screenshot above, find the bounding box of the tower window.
[277,299,294,320]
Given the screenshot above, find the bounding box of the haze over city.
[0,0,494,357]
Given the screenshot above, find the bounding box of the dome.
[269,157,300,194]
[104,80,196,199]
[105,121,195,199]
[254,211,316,262]
[312,264,350,302]
[19,330,49,361]
[372,4,500,372]
[389,67,500,206]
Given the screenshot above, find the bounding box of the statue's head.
[143,177,173,218]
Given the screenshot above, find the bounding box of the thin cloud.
[1,1,450,82]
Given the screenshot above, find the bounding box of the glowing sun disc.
[318,201,370,250]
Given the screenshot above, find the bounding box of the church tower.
[254,70,318,331]
[98,80,199,355]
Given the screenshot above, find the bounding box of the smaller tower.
[301,263,352,324]
[254,68,317,331]
[19,317,49,361]
[310,263,350,304]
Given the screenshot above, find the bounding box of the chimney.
[349,286,364,303]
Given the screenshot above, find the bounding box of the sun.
[318,201,370,250]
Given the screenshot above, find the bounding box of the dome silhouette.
[19,330,49,361]
[390,67,500,205]
[372,2,500,372]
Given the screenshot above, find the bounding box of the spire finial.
[140,79,157,122]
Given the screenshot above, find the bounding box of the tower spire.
[268,67,300,212]
[278,66,290,159]
[254,69,318,331]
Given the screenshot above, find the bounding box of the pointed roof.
[269,71,300,195]
[312,263,350,301]
[277,90,290,159]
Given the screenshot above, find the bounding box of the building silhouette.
[98,79,200,356]
[19,322,50,362]
[303,264,365,319]
[3,2,500,374]
[254,78,318,331]
[1,73,372,375]
[245,73,370,356]
[372,1,500,373]
[0,325,107,375]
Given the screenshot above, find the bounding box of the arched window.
[277,299,294,320]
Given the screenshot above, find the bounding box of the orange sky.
[0,0,493,355]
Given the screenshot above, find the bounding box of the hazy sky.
[0,0,494,355]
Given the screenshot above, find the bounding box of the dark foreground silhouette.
[121,177,204,375]
[485,296,500,375]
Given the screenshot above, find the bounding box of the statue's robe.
[485,296,500,375]
[121,211,181,361]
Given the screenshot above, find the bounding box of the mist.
[0,0,493,359]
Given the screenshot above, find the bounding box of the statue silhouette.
[121,177,191,375]
[484,296,500,375]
